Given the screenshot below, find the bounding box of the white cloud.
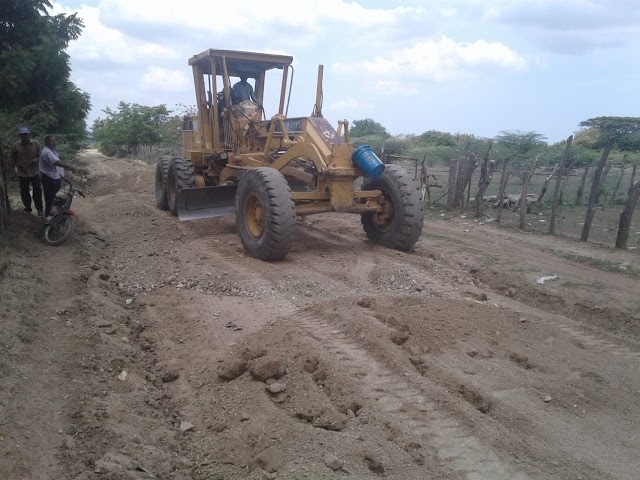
[97,0,416,36]
[333,35,526,82]
[325,98,374,112]
[140,67,190,92]
[51,3,178,64]
[370,80,419,95]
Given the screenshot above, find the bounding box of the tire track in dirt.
[490,293,640,361]
[299,218,640,363]
[296,313,534,480]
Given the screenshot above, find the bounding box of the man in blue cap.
[9,126,43,216]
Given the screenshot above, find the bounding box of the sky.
[51,0,640,143]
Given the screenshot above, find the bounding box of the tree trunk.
[496,159,513,224]
[0,134,11,234]
[447,151,477,211]
[519,156,539,229]
[581,137,614,242]
[575,165,591,205]
[615,182,640,249]
[473,142,495,217]
[538,163,559,203]
[550,135,573,235]
[609,155,627,205]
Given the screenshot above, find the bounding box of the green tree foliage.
[92,102,179,156]
[0,0,90,149]
[578,116,640,151]
[350,118,388,138]
[416,130,456,147]
[494,130,548,168]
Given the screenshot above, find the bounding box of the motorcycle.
[43,177,85,246]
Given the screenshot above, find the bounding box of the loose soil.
[1,150,639,480]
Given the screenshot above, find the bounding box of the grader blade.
[177,185,237,221]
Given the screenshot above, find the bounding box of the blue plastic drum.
[352,144,385,178]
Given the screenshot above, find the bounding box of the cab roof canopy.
[188,49,293,78]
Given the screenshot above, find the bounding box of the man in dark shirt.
[9,127,43,216]
[231,73,258,104]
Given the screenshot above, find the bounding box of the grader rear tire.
[361,164,423,251]
[167,157,196,216]
[236,168,295,261]
[155,155,171,210]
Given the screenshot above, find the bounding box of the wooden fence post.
[496,159,513,224]
[609,154,627,205]
[558,157,577,204]
[519,156,539,229]
[575,164,591,205]
[581,137,614,242]
[472,142,495,217]
[446,152,460,211]
[615,182,640,249]
[550,136,573,235]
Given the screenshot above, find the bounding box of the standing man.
[39,134,76,218]
[9,126,43,216]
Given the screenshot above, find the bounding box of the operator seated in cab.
[231,73,259,105]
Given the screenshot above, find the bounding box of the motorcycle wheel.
[43,215,75,246]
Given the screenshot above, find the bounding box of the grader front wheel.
[236,168,295,261]
[167,157,196,216]
[155,155,171,210]
[361,164,423,251]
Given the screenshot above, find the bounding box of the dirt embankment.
[1,151,639,480]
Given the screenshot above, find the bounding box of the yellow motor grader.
[155,48,423,260]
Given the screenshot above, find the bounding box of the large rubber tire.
[155,155,171,210]
[236,168,295,261]
[361,164,423,251]
[43,215,75,246]
[167,157,196,216]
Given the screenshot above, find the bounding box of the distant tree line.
[92,102,185,157]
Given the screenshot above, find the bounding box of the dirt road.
[1,150,639,479]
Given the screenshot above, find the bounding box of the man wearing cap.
[9,127,43,216]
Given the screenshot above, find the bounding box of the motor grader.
[155,48,423,261]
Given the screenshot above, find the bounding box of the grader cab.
[155,48,423,260]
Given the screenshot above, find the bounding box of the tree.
[494,131,547,163]
[416,130,456,147]
[0,0,90,149]
[350,118,388,138]
[93,102,177,156]
[579,117,640,151]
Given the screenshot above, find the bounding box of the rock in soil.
[323,453,343,471]
[249,357,286,381]
[218,359,247,381]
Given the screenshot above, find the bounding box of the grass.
[554,250,640,278]
[20,314,38,328]
[17,332,34,344]
[0,230,27,279]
